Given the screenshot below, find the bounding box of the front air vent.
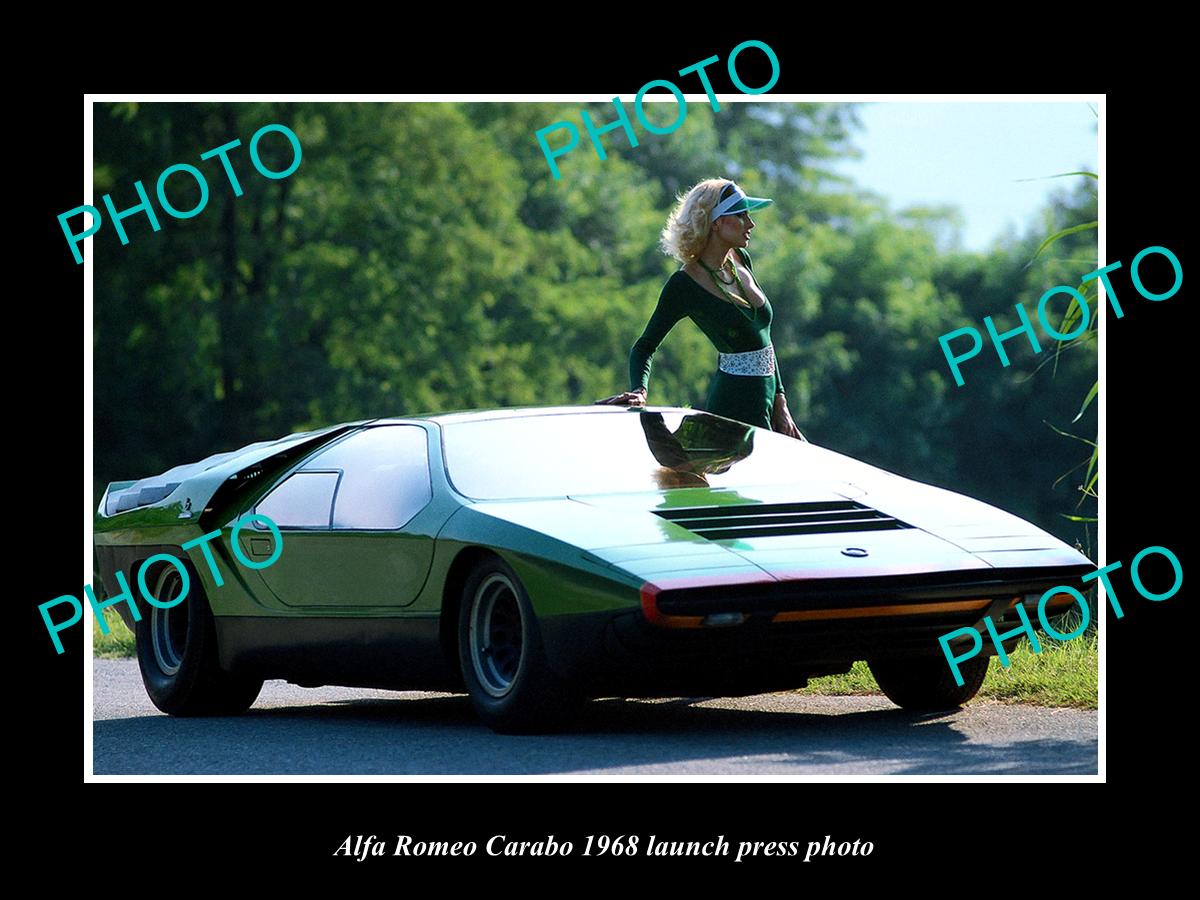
[652,500,912,541]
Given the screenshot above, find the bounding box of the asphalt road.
[92,659,1097,776]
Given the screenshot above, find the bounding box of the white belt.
[718,343,776,376]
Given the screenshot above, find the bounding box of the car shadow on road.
[93,692,1097,776]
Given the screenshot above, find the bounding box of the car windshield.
[442,410,856,500]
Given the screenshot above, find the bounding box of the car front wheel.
[458,556,580,734]
[868,655,989,711]
[135,560,263,716]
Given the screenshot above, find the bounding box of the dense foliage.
[92,101,1097,551]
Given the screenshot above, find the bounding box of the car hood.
[472,472,1091,585]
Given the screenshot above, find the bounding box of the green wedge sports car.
[94,405,1094,733]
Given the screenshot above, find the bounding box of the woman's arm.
[596,278,686,406]
[740,248,803,439]
[628,278,687,393]
[772,391,805,440]
[771,346,803,439]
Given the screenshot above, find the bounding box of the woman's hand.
[595,388,647,407]
[772,393,805,440]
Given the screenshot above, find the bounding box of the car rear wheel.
[135,560,263,716]
[458,556,580,734]
[868,655,989,711]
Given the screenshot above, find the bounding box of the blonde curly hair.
[659,177,731,264]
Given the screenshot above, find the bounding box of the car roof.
[104,407,714,515]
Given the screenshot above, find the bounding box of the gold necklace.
[698,258,755,316]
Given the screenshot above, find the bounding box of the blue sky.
[829,102,1098,253]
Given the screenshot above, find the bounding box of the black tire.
[457,555,581,734]
[868,655,989,711]
[135,560,263,716]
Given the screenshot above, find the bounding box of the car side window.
[296,425,432,529]
[254,470,340,529]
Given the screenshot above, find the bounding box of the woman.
[597,178,804,439]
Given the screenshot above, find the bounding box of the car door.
[238,424,437,608]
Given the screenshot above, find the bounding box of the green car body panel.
[95,405,1095,698]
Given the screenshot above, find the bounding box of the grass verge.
[799,633,1098,709]
[91,605,1098,708]
[93,608,136,658]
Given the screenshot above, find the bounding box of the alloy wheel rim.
[150,569,188,676]
[469,573,525,698]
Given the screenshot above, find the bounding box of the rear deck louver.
[652,500,912,541]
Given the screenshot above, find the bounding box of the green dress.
[629,248,785,431]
